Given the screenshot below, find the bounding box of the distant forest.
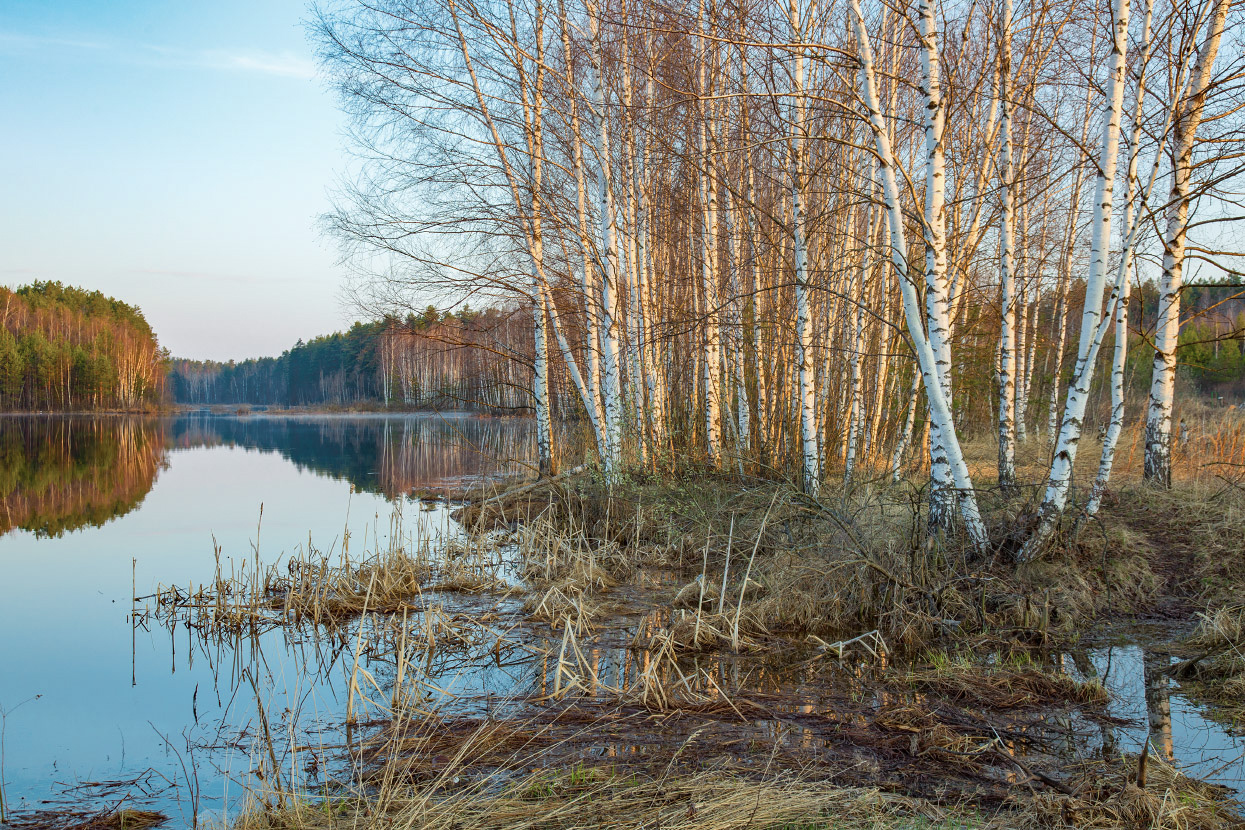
[166,282,1243,415]
[2,280,1236,416]
[0,282,165,411]
[167,305,547,411]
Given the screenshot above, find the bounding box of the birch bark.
[1144,0,1231,488]
[850,0,989,552]
[1020,0,1132,558]
[997,0,1018,493]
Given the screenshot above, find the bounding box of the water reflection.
[0,416,165,537]
[1144,650,1176,761]
[0,414,536,827]
[0,414,537,539]
[1074,644,1245,793]
[167,414,539,499]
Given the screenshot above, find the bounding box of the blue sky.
[0,0,353,361]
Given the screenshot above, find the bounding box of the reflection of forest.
[0,415,536,537]
[170,414,536,498]
[0,416,166,537]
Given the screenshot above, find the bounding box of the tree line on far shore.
[166,305,538,411]
[2,279,1238,419]
[168,289,1243,413]
[0,282,165,411]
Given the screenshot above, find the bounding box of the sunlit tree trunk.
[789,0,818,494]
[1021,0,1131,558]
[1144,0,1230,488]
[996,0,1018,493]
[557,0,608,456]
[587,0,626,477]
[698,0,723,467]
[851,0,988,552]
[915,0,958,532]
[1087,0,1155,515]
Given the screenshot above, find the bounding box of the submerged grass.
[894,653,1109,709]
[233,771,902,830]
[1176,604,1245,726]
[1,808,169,830]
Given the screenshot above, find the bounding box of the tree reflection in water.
[1144,650,1175,761]
[0,413,538,538]
[0,415,166,537]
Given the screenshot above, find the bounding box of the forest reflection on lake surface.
[0,413,538,538]
[0,413,536,825]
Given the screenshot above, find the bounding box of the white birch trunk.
[850,0,989,552]
[699,0,723,466]
[1087,0,1152,514]
[915,0,957,531]
[1020,0,1131,558]
[997,0,1018,492]
[587,1,626,477]
[790,0,818,494]
[1144,0,1230,488]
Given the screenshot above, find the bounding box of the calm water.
[0,413,536,826]
[1070,644,1245,793]
[0,414,1241,827]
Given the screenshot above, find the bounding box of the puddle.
[1071,644,1245,793]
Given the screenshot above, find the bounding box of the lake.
[0,413,1241,828]
[0,413,538,826]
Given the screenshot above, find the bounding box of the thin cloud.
[214,52,316,79]
[0,31,110,51]
[1,29,315,80]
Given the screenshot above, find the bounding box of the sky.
[0,0,356,361]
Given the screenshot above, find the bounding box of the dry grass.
[145,526,508,631]
[3,808,170,830]
[232,771,906,830]
[894,653,1109,710]
[83,810,168,830]
[513,472,1157,659]
[1176,604,1245,723]
[1016,752,1241,829]
[228,705,937,830]
[511,512,633,633]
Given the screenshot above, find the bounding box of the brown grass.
[145,527,508,631]
[502,471,1162,659]
[1016,752,1241,830]
[894,654,1109,709]
[232,771,904,830]
[1177,604,1245,723]
[3,809,171,830]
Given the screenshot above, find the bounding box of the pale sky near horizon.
[0,0,356,361]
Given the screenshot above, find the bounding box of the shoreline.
[0,406,530,419]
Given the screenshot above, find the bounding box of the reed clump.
[512,512,632,632]
[6,809,172,830]
[147,526,508,631]
[1017,752,1242,829]
[232,771,901,830]
[1176,603,1245,722]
